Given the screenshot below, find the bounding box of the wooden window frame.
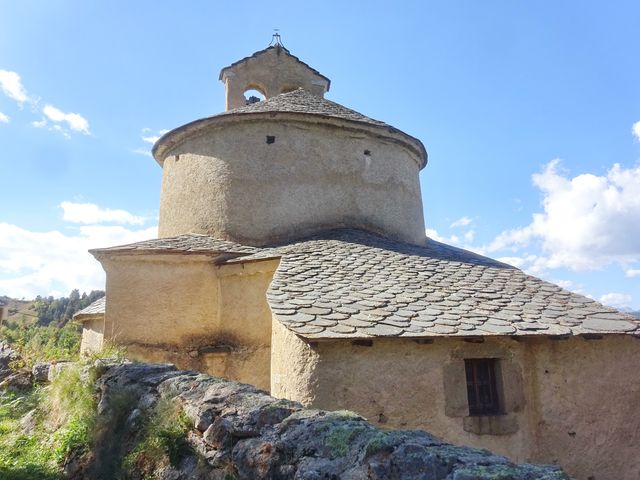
[464,358,502,416]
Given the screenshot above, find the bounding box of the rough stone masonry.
[84,361,568,479]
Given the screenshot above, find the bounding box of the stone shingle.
[240,229,639,339]
[91,229,640,340]
[221,89,390,129]
[90,234,259,256]
[73,296,106,320]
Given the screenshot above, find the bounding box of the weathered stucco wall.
[94,253,277,390]
[101,254,219,346]
[122,344,272,392]
[270,329,640,480]
[529,335,640,480]
[158,118,426,246]
[79,316,104,355]
[220,47,329,110]
[270,331,533,460]
[271,319,321,405]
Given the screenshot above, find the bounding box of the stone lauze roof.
[153,90,427,165]
[90,234,258,256]
[223,89,389,128]
[73,296,106,319]
[94,230,640,340]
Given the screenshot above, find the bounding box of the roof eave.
[73,313,104,322]
[152,111,427,169]
[288,330,640,342]
[89,248,252,261]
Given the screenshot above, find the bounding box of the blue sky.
[1,1,639,309]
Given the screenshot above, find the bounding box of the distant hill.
[1,290,104,327]
[628,310,640,320]
[0,296,37,325]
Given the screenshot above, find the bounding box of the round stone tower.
[153,43,428,246]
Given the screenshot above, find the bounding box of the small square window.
[465,358,501,416]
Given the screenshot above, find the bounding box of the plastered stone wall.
[158,117,426,246]
[220,47,329,110]
[270,319,321,405]
[93,253,277,390]
[270,329,640,480]
[529,335,640,480]
[101,254,219,346]
[79,317,104,355]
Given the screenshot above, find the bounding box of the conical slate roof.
[152,89,427,165]
[221,89,389,128]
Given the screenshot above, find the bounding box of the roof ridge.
[218,45,331,86]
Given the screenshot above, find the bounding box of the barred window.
[465,358,501,416]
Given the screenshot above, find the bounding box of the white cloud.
[142,129,169,145]
[486,160,640,271]
[0,221,157,299]
[134,128,169,156]
[493,254,552,275]
[632,121,640,142]
[426,227,480,254]
[60,201,146,225]
[600,292,632,309]
[625,269,640,278]
[43,104,90,135]
[463,230,475,243]
[553,279,574,290]
[425,228,448,243]
[496,256,528,268]
[0,69,90,137]
[450,216,472,228]
[0,70,29,104]
[550,279,591,297]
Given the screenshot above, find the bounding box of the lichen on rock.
[0,350,570,479]
[76,361,569,480]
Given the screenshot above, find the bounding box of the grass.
[0,358,97,479]
[123,396,193,477]
[0,321,81,368]
[0,389,62,479]
[325,424,367,457]
[364,431,394,457]
[46,365,97,464]
[0,326,196,480]
[0,320,88,479]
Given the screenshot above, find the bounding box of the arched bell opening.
[244,85,266,105]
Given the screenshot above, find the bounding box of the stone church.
[75,41,640,479]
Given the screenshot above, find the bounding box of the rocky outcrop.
[86,361,568,480]
[32,361,51,382]
[0,341,31,391]
[0,341,18,380]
